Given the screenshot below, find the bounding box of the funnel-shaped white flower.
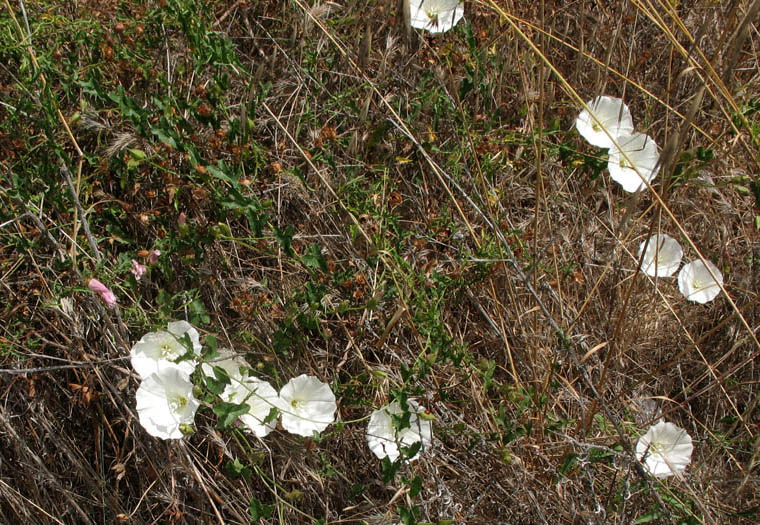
[636,421,693,478]
[136,368,200,440]
[607,132,660,192]
[222,376,280,438]
[678,259,723,304]
[131,321,202,378]
[639,234,683,277]
[608,132,660,192]
[410,0,464,34]
[575,96,634,149]
[278,374,337,437]
[201,348,248,383]
[366,400,433,462]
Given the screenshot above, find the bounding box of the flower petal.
[136,368,199,440]
[201,348,248,383]
[279,374,337,437]
[636,421,693,478]
[409,0,464,34]
[638,234,683,277]
[366,401,432,461]
[607,132,659,192]
[224,376,281,437]
[575,96,634,149]
[677,260,723,304]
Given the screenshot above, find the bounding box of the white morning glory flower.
[575,96,634,149]
[607,132,660,193]
[136,367,200,440]
[638,234,683,278]
[409,0,464,34]
[130,321,202,379]
[278,374,337,437]
[201,348,248,384]
[635,421,693,478]
[366,400,433,462]
[678,259,723,304]
[222,376,281,438]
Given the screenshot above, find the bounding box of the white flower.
[278,374,337,437]
[638,234,683,278]
[201,348,248,384]
[130,321,202,378]
[409,0,464,34]
[575,96,634,149]
[607,132,660,192]
[366,400,433,462]
[636,421,693,478]
[222,376,281,437]
[136,368,200,440]
[678,259,723,304]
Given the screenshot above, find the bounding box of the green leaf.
[224,458,251,480]
[263,407,279,425]
[205,334,218,353]
[205,366,231,395]
[408,475,423,498]
[696,146,714,161]
[558,452,579,477]
[400,441,422,460]
[174,333,198,364]
[750,181,760,213]
[588,447,615,464]
[391,409,412,432]
[274,225,295,257]
[213,402,250,428]
[634,509,665,524]
[150,126,179,149]
[248,497,274,522]
[380,456,401,483]
[301,243,327,272]
[127,149,147,169]
[189,298,210,325]
[398,505,419,525]
[206,162,234,183]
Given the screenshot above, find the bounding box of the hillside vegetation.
[1,0,759,523]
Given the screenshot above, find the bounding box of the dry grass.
[1,0,759,523]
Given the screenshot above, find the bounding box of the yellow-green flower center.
[170,395,188,411]
[426,5,442,22]
[160,343,175,357]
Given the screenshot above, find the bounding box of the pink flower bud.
[149,250,161,264]
[130,259,147,280]
[87,278,118,308]
[178,212,187,226]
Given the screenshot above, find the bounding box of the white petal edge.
[635,421,693,478]
[677,259,723,304]
[575,96,634,149]
[279,374,337,437]
[607,132,660,193]
[223,376,281,438]
[136,368,200,440]
[409,0,464,34]
[366,400,432,462]
[201,348,248,384]
[638,234,683,278]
